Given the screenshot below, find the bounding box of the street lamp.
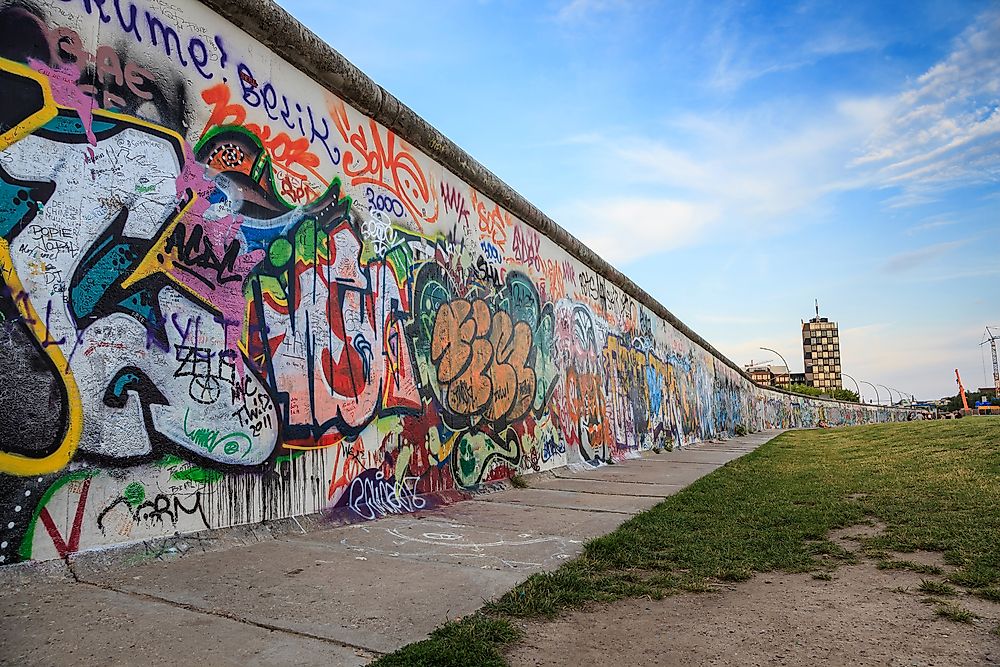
[878,384,894,406]
[861,380,882,405]
[842,373,862,402]
[759,347,791,386]
[891,388,910,406]
[759,347,790,370]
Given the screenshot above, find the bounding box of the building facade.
[803,314,842,391]
[745,364,792,387]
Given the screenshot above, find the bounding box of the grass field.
[373,418,1000,666]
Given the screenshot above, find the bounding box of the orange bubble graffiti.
[430,299,535,425]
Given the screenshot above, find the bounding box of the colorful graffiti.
[0,0,909,566]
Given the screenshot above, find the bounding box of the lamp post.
[842,373,862,402]
[760,347,790,386]
[861,380,881,405]
[878,384,894,406]
[891,388,910,406]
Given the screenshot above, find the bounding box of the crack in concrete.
[65,561,382,658]
[468,497,638,515]
[549,472,683,487]
[528,485,672,499]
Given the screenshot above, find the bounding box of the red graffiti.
[201,83,322,171]
[331,99,438,228]
[510,224,542,272]
[470,191,510,248]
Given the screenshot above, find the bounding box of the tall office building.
[802,302,842,391]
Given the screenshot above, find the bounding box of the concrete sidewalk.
[0,430,784,666]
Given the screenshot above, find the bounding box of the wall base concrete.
[1,430,784,662]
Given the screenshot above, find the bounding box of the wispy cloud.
[555,197,721,264]
[881,240,966,273]
[552,100,878,263]
[907,265,1000,284]
[697,313,771,325]
[554,0,631,23]
[906,215,959,234]
[851,7,1000,200]
[705,5,884,92]
[550,7,999,265]
[835,322,986,399]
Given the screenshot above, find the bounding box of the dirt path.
[508,531,1000,666]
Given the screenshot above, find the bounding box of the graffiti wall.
[0,0,907,565]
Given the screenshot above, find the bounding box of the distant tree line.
[779,383,861,403]
[945,391,999,412]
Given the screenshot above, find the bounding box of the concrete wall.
[0,0,908,565]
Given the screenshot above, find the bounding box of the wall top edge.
[194,0,748,373]
[195,0,908,414]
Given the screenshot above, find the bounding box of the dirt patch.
[508,534,1000,666]
[888,549,957,573]
[828,518,886,551]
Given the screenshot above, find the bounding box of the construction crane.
[955,369,971,413]
[982,327,1000,398]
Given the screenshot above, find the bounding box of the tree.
[831,388,861,402]
[779,384,859,403]
[945,391,999,412]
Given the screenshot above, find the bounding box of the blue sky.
[277,0,999,401]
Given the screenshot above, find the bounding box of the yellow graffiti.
[0,58,57,151]
[0,58,190,475]
[119,195,200,298]
[0,238,82,475]
[0,59,80,474]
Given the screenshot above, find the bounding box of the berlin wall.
[0,0,909,565]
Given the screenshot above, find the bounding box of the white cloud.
[705,6,884,93]
[555,197,720,264]
[835,323,987,400]
[906,215,959,234]
[550,8,1000,265]
[851,8,1000,199]
[907,265,1000,284]
[553,101,878,263]
[881,239,967,273]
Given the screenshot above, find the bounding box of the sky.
[276,0,999,402]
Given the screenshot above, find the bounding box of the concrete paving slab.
[0,580,371,667]
[639,456,726,466]
[288,516,583,573]
[473,488,661,514]
[412,502,629,540]
[682,447,758,454]
[553,460,720,487]
[3,429,787,663]
[73,538,523,655]
[654,449,747,465]
[528,477,684,498]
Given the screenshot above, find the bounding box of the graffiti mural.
[0,0,909,566]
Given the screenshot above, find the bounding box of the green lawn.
[373,418,1000,666]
